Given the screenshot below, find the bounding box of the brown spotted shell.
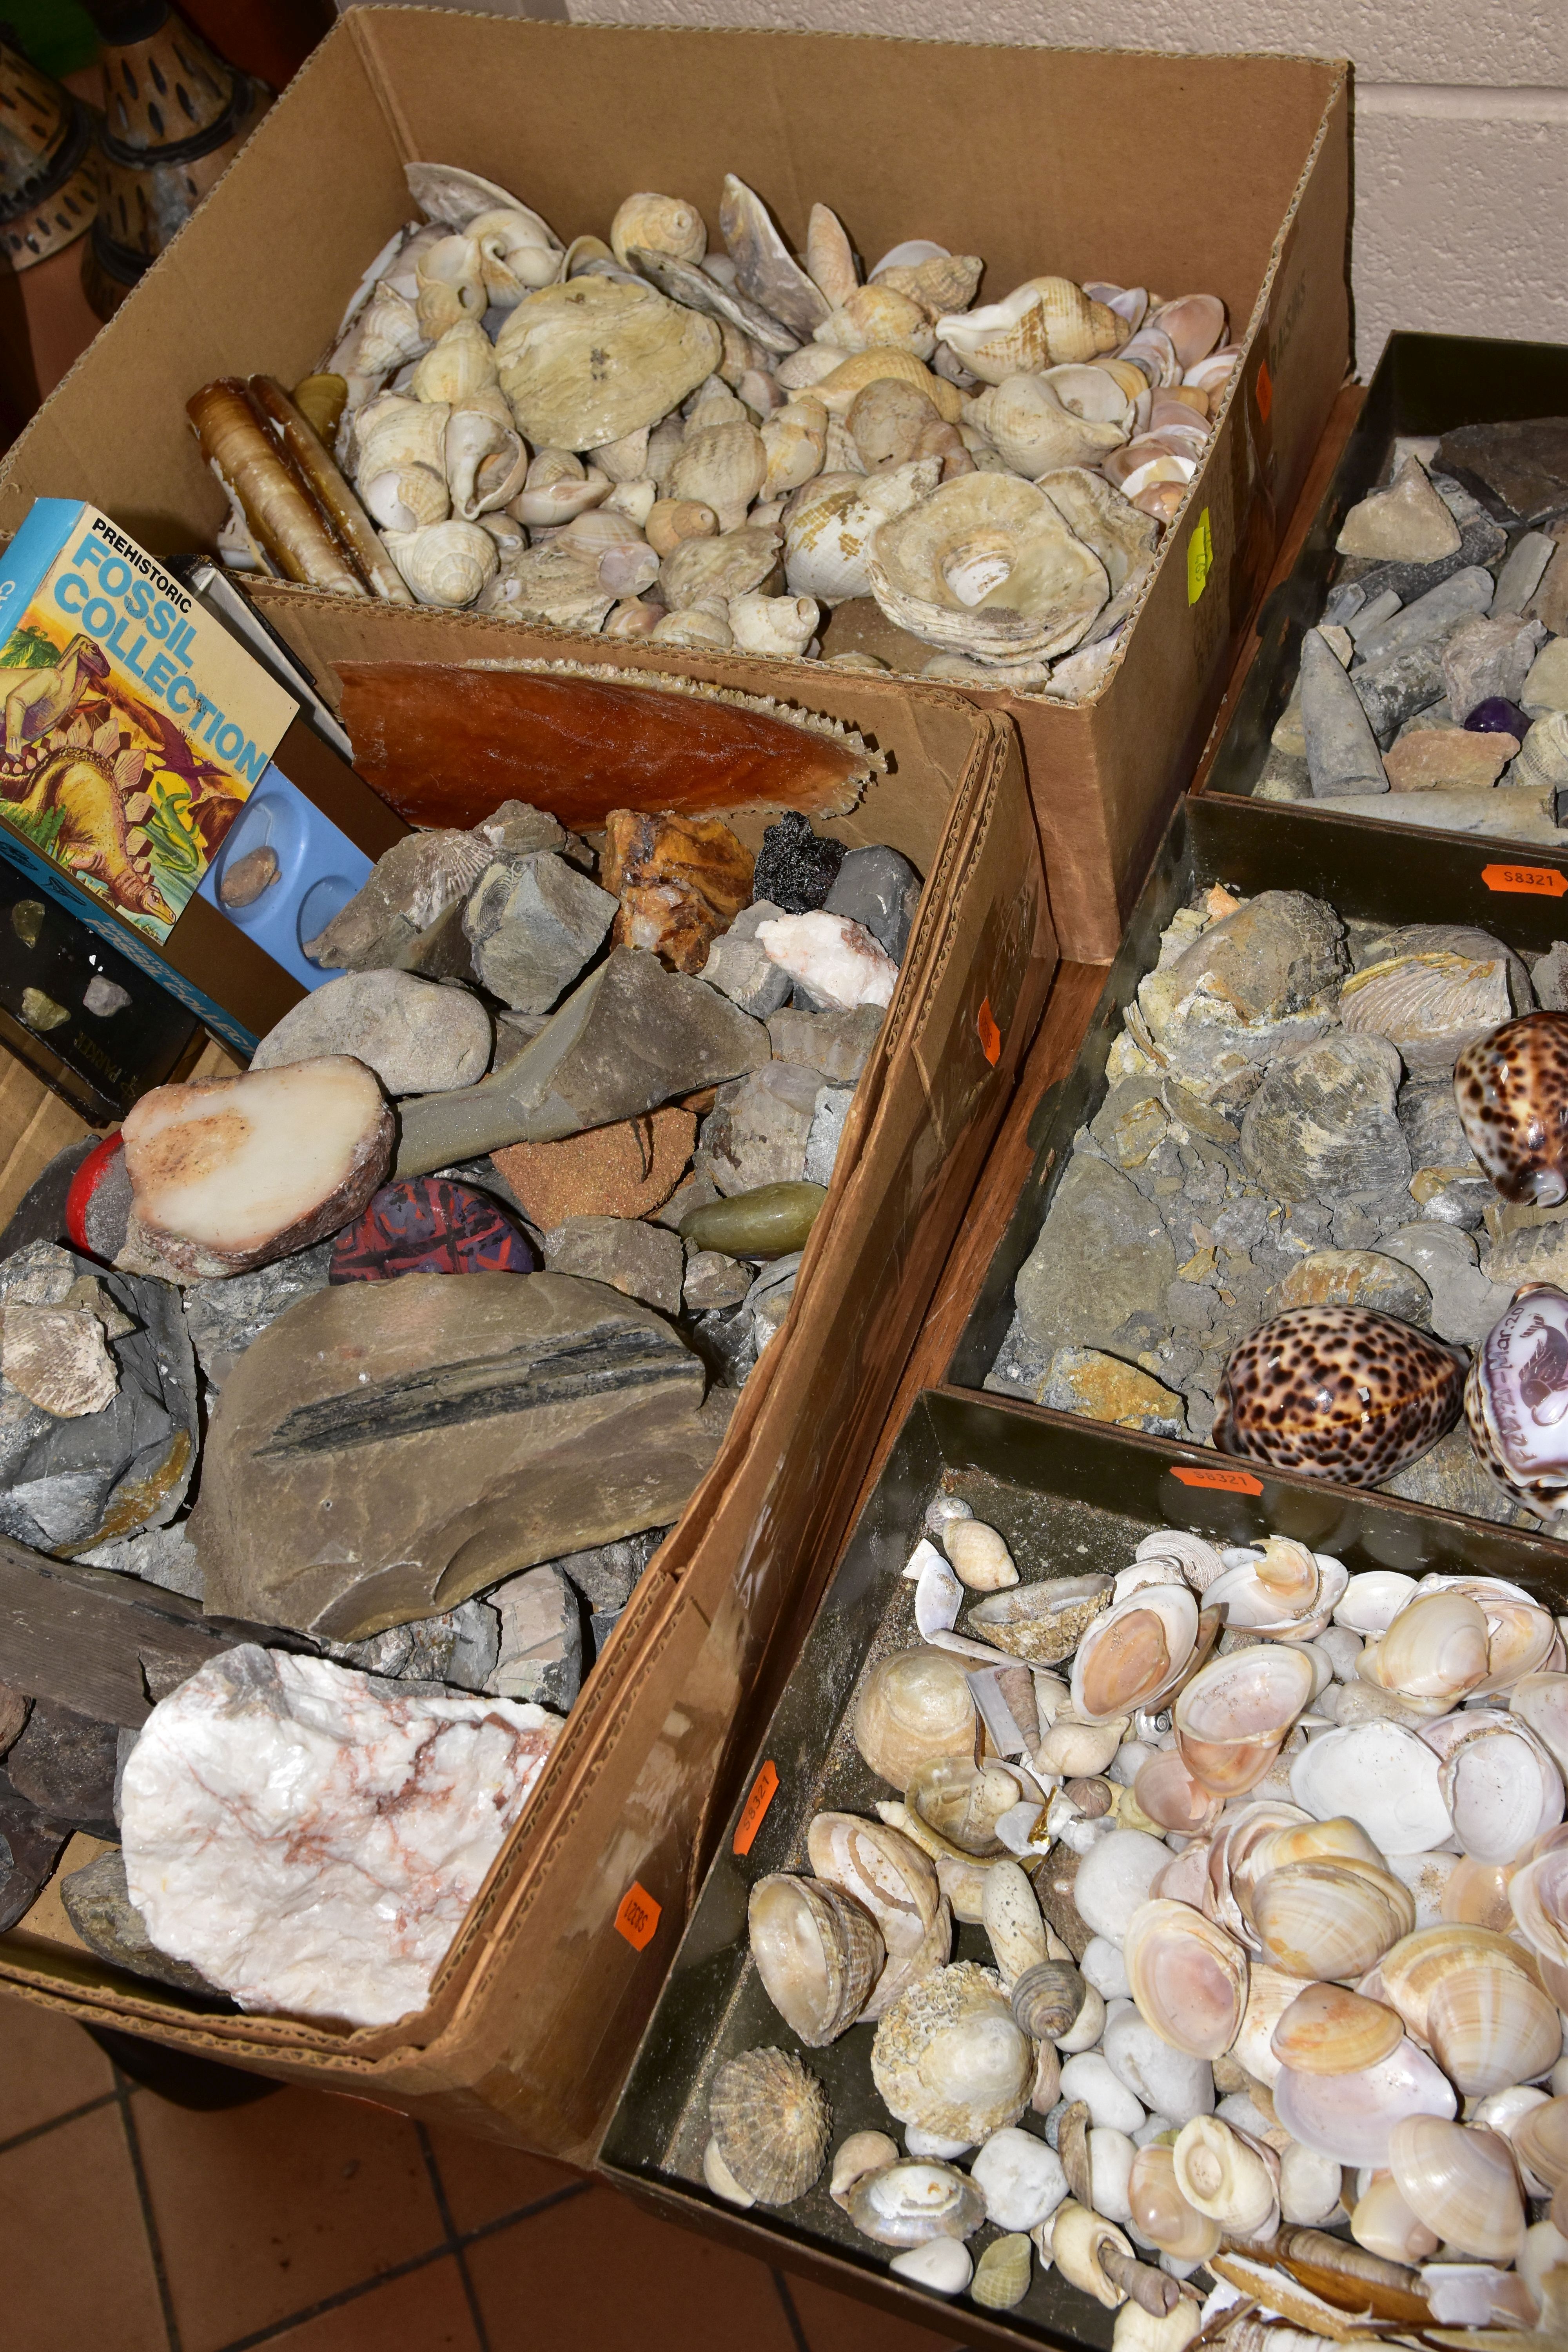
[1465,1280,1568,1517]
[1453,1011,1568,1206]
[709,2047,831,2203]
[1212,1307,1465,1485]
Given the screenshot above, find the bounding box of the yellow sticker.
[1187,507,1214,606]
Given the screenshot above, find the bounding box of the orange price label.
[1255,358,1274,422]
[1482,862,1568,897]
[733,1760,780,1856]
[977,996,1002,1066]
[614,1882,661,1951]
[1171,1465,1264,1495]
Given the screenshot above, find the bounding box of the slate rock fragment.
[683,1250,753,1310]
[823,843,923,961]
[6,1699,119,1827]
[1349,641,1445,748]
[1441,611,1546,722]
[702,1061,822,1193]
[700,900,793,1016]
[304,830,490,971]
[0,1782,72,1932]
[765,1004,882,1082]
[1351,566,1494,664]
[181,1242,332,1394]
[1434,417,1568,528]
[463,852,617,1013]
[1014,1156,1176,1356]
[551,1529,664,1616]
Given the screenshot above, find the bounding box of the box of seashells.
[949,787,1568,1555]
[602,1385,1568,2348]
[0,13,1350,959]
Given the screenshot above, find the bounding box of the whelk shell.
[748,1873,883,2046]
[963,1572,1111,1666]
[762,396,828,497]
[1049,2200,1136,2308]
[353,392,450,530]
[661,524,782,611]
[871,1962,1033,2145]
[383,519,497,609]
[1174,1644,1317,1795]
[783,461,940,604]
[877,253,985,321]
[1071,1585,1199,1724]
[868,471,1109,667]
[1250,1857,1416,1981]
[445,407,526,521]
[708,2047,830,2205]
[1211,1307,1466,1487]
[1453,1011,1568,1206]
[1386,2116,1525,2264]
[814,283,934,360]
[667,418,768,534]
[1010,1957,1087,2041]
[1122,1896,1249,2057]
[610,191,705,272]
[851,1646,975,1789]
[413,234,488,339]
[844,2156,985,2246]
[466,205,564,305]
[1270,1982,1405,2075]
[936,278,1120,381]
[728,592,818,659]
[967,373,1127,479]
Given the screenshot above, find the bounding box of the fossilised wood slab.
[334,661,881,832]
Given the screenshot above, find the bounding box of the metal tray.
[1203,329,1568,823]
[598,1385,1568,2350]
[944,791,1568,1539]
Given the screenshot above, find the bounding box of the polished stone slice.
[120,1646,561,2025]
[62,1847,221,1996]
[1383,730,1516,791]
[1434,417,1568,527]
[1039,1347,1185,1436]
[329,1178,534,1283]
[465,852,617,1013]
[1336,456,1462,562]
[187,1272,730,1638]
[1442,611,1546,721]
[395,947,771,1177]
[1014,1155,1176,1356]
[541,1214,684,1314]
[250,969,491,1095]
[1240,1031,1409,1205]
[1300,630,1387,795]
[490,1107,696,1228]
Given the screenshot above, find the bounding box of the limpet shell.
[1453,1011,1568,1206]
[845,2156,984,2246]
[709,2047,830,2205]
[1212,1306,1465,1486]
[871,1962,1033,2146]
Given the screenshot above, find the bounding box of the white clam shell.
[1288,1720,1452,1854]
[1278,2138,1343,2225]
[1272,2035,1457,2165]
[1512,1671,1568,1774]
[1387,2116,1526,2265]
[1421,1708,1564,1864]
[1071,1586,1198,1724]
[1334,1569,1418,1635]
[971,2125,1069,2230]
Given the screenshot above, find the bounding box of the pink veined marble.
[120,1645,560,2025]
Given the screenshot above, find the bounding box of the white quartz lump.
[120,1646,561,2025]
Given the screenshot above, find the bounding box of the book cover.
[0,501,295,947]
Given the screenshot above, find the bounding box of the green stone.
[680,1181,826,1258]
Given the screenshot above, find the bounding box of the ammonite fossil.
[1211,1306,1466,1486]
[1453,1011,1568,1206]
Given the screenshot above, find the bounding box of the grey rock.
[79,1522,203,1601]
[473,800,568,860]
[396,947,772,1177]
[62,1848,221,1995]
[1532,940,1568,1011]
[765,1004,883,1082]
[329,1597,501,1692]
[304,831,489,972]
[0,1785,70,1932]
[250,969,491,1096]
[543,1215,685,1314]
[791,981,830,1014]
[465,852,617,1014]
[1321,581,1368,627]
[1433,418,1568,529]
[589,1610,622,1658]
[702,1061,821,1193]
[1442,611,1547,721]
[552,1529,663,1615]
[1161,890,1347,1023]
[1376,1223,1514,1346]
[983,1310,1056,1401]
[804,1083,855,1185]
[747,1252,801,1353]
[1484,1216,1568,1298]
[1241,1032,1409,1205]
[1090,1079,1170,1170]
[1252,750,1312,802]
[182,1242,333,1393]
[683,1249,752,1310]
[823,844,923,962]
[690,1301,759,1389]
[650,1171,722,1232]
[1015,1154,1177,1354]
[7,1700,118,1826]
[1271,677,1306,757]
[83,975,132,1018]
[1350,641,1446,748]
[1268,1247,1430,1324]
[1380,1425,1532,1523]
[488,1564,583,1711]
[1495,530,1558,616]
[1300,628,1388,794]
[1352,566,1494,664]
[490,1010,552,1072]
[1395,702,1464,739]
[1344,588,1403,642]
[445,1597,503,1692]
[701,899,793,1016]
[1523,635,1568,718]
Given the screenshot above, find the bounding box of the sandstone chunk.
[1335,456,1463,563]
[542,1215,684,1313]
[251,970,491,1095]
[1038,1347,1185,1436]
[188,1272,728,1637]
[486,1564,583,1710]
[491,1107,696,1227]
[1383,730,1515,792]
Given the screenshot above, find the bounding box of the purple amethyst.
[1465,697,1530,737]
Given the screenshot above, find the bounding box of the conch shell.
[867,472,1109,666]
[509,448,612,528]
[409,319,499,407]
[813,283,935,360]
[936,278,1120,383]
[728,592,819,659]
[496,276,721,452]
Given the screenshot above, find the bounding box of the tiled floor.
[0,1995,972,2352]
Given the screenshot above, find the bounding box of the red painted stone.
[329,1178,535,1284]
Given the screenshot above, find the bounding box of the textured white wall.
[554,0,1568,374]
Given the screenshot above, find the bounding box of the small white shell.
[944,1519,1018,1592]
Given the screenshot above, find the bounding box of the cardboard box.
[0,661,1056,2159]
[0,10,1350,959]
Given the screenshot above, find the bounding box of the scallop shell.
[762,396,828,496]
[852,1646,976,1789]
[1466,1281,1568,1518]
[962,1573,1112,1667]
[783,461,941,604]
[1423,1956,1562,2097]
[709,2047,831,2204]
[1514,709,1568,794]
[971,2232,1032,2309]
[1271,1982,1405,2075]
[1386,2116,1525,2264]
[748,1874,884,2046]
[907,1756,1022,1857]
[936,278,1120,382]
[719,174,829,337]
[1072,1586,1199,1724]
[871,1962,1034,2145]
[610,191,706,273]
[661,524,781,612]
[965,374,1127,479]
[1340,951,1515,1075]
[1272,2035,1457,2167]
[666,418,768,533]
[1123,1896,1248,2057]
[383,518,498,608]
[1421,1708,1564,1864]
[1174,1645,1317,1796]
[1172,2116,1278,2236]
[0,1303,117,1418]
[1212,1306,1466,1486]
[495,276,722,453]
[1454,1011,1568,1207]
[844,2157,985,2247]
[1250,1859,1415,1982]
[409,319,499,407]
[805,204,858,310]
[867,472,1109,667]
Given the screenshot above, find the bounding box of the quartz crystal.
[121,1646,560,2025]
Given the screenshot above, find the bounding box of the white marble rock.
[120,1646,560,2025]
[755,910,898,1011]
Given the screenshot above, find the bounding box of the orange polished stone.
[492,1107,697,1227]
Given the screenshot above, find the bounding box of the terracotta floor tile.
[786,2269,973,2352]
[0,2101,167,2351]
[466,2181,798,2352]
[134,2082,446,2352]
[0,1987,115,2142]
[424,2125,584,2236]
[265,2256,480,2350]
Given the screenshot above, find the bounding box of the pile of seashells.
[699,1501,1568,2346]
[191,162,1238,695]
